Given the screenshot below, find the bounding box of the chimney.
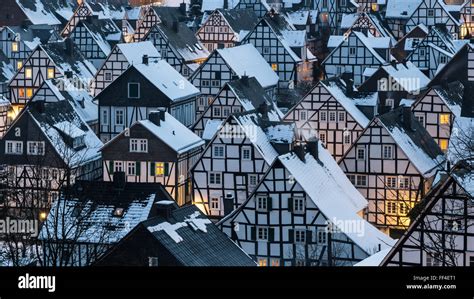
[149,110,165,126]
[65,38,74,57]
[223,193,234,216]
[155,201,177,219]
[257,103,268,120]
[341,72,354,97]
[293,143,306,162]
[157,107,166,121]
[179,2,186,15]
[402,106,413,131]
[34,100,46,114]
[241,74,249,86]
[306,138,319,160]
[65,71,73,79]
[142,54,149,65]
[172,20,179,32]
[113,171,126,190]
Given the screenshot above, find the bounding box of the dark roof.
[392,25,428,61]
[141,205,256,266]
[432,81,464,113]
[152,6,188,24]
[217,9,259,33]
[0,49,13,83]
[227,76,274,110]
[40,41,95,78]
[8,24,56,45]
[80,17,121,42]
[430,44,470,86]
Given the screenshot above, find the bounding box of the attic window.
[113,207,124,217]
[128,83,140,99]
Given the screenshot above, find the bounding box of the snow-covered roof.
[340,13,359,29]
[385,0,423,19]
[28,100,102,168]
[381,61,430,94]
[328,35,345,49]
[16,0,63,25]
[217,9,259,40]
[201,0,239,11]
[6,24,56,51]
[354,248,391,266]
[202,119,224,141]
[432,81,464,117]
[278,148,395,254]
[138,114,204,154]
[217,44,279,88]
[134,60,200,102]
[81,18,121,57]
[0,50,14,84]
[320,79,376,128]
[378,108,445,177]
[452,161,474,197]
[115,41,161,65]
[286,10,309,26]
[352,31,388,63]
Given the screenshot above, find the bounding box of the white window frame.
[104,71,113,82]
[213,145,225,158]
[320,111,327,122]
[128,82,140,99]
[382,145,394,159]
[241,146,251,160]
[5,141,23,155]
[209,172,222,185]
[293,197,305,214]
[356,146,366,161]
[249,174,258,187]
[257,226,268,241]
[355,175,367,187]
[127,161,136,176]
[386,176,397,189]
[130,138,148,153]
[294,229,306,244]
[115,109,125,126]
[317,229,327,244]
[27,141,45,156]
[329,111,336,122]
[338,112,345,122]
[256,195,268,212]
[210,197,220,211]
[300,110,307,121]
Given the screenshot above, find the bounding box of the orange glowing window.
[271,63,278,71]
[16,60,23,70]
[26,88,33,98]
[258,258,267,267]
[18,88,26,99]
[47,67,55,79]
[439,139,449,151]
[439,113,450,125]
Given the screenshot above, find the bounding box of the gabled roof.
[431,81,465,117]
[6,24,57,50]
[277,149,395,253]
[133,60,200,102]
[201,0,239,12]
[377,107,445,176]
[115,41,161,65]
[216,44,279,88]
[27,100,102,168]
[385,0,423,19]
[0,50,14,84]
[78,17,122,56]
[144,22,209,62]
[216,9,259,41]
[425,24,469,55]
[38,41,97,82]
[142,205,256,266]
[392,24,429,61]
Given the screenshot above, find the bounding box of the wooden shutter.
[269,228,275,242]
[164,162,169,176]
[150,162,155,176]
[288,198,293,212]
[288,229,294,243]
[306,229,313,244]
[109,160,114,175]
[136,162,141,176]
[250,226,256,241]
[267,196,273,210]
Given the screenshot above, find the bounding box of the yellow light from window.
[47,67,55,79]
[26,88,33,98]
[39,212,47,221]
[156,162,164,176]
[439,113,450,125]
[371,3,378,11]
[258,259,267,267]
[16,60,23,70]
[12,42,18,52]
[271,63,278,71]
[25,67,32,79]
[18,88,26,99]
[7,105,22,121]
[439,139,449,151]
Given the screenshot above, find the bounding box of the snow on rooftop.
[53,121,86,138]
[340,13,359,29]
[201,0,239,11]
[217,44,279,88]
[134,60,200,102]
[281,30,306,47]
[279,147,395,253]
[352,31,388,63]
[116,41,161,65]
[382,62,430,94]
[328,35,345,49]
[286,10,309,26]
[385,0,422,19]
[147,210,212,243]
[139,113,204,154]
[202,119,224,141]
[16,0,62,25]
[354,248,392,266]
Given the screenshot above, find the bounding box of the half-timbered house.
[283,76,378,161]
[381,161,474,266]
[412,81,465,152]
[68,16,122,69]
[235,0,270,18]
[8,40,97,112]
[0,97,102,216]
[341,12,396,43]
[96,59,200,142]
[322,30,390,86]
[218,139,395,266]
[143,20,209,78]
[384,0,424,39]
[408,24,469,78]
[0,96,10,138]
[460,0,474,39]
[391,24,429,63]
[339,107,446,236]
[0,50,15,99]
[90,41,160,97]
[191,109,295,219]
[133,6,189,42]
[0,25,58,73]
[313,0,358,34]
[101,110,204,205]
[242,11,316,89]
[192,76,282,138]
[196,9,259,52]
[189,43,279,117]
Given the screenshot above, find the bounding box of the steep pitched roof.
[6,24,57,50]
[115,41,161,65]
[79,17,122,56]
[217,8,259,40]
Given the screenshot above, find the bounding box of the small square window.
[210,197,220,210]
[257,227,268,241]
[356,147,365,160]
[242,147,251,160]
[294,229,306,244]
[292,197,305,214]
[104,71,112,82]
[439,113,450,125]
[256,195,268,211]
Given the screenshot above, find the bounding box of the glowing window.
[47,67,55,79]
[16,60,23,70]
[26,88,33,98]
[439,139,449,151]
[11,42,18,52]
[271,63,278,71]
[18,88,26,98]
[155,162,165,176]
[439,114,450,125]
[25,68,32,79]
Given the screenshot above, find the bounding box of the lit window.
[439,139,449,152]
[16,60,23,70]
[25,67,32,79]
[292,197,305,214]
[11,42,18,52]
[439,114,450,125]
[47,67,55,79]
[26,88,33,98]
[271,63,278,71]
[270,259,280,266]
[258,258,267,266]
[386,201,398,215]
[155,162,165,176]
[398,177,410,190]
[399,202,410,216]
[210,197,220,210]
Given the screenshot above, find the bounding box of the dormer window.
[73,135,85,149]
[128,83,140,99]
